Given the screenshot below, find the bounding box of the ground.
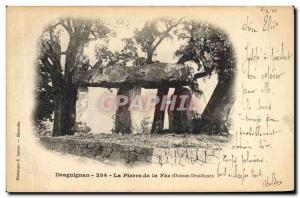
[40,133,231,165]
[68,133,230,149]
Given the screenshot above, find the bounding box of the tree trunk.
[195,76,235,135]
[61,83,78,135]
[56,34,88,136]
[151,82,169,134]
[58,51,78,136]
[52,84,77,136]
[54,41,79,135]
[146,50,154,64]
[49,22,92,136]
[52,94,63,136]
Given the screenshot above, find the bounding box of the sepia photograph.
[5,5,295,193]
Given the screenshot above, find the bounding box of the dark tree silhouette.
[36,18,112,136]
[175,21,236,135]
[33,59,54,131]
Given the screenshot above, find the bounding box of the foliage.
[140,116,151,134]
[175,20,235,80]
[134,18,182,63]
[94,38,138,67]
[34,28,62,127]
[33,61,54,126]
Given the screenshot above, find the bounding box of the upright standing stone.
[114,85,141,134]
[72,87,91,134]
[128,85,142,133]
[168,86,194,133]
[151,81,169,134]
[115,85,132,134]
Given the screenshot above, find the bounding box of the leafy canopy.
[175,20,235,79]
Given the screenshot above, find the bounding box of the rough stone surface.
[73,63,190,88]
[168,86,194,133]
[114,86,132,134]
[76,87,89,124]
[40,136,221,166]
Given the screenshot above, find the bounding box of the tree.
[33,59,54,132]
[133,18,183,134]
[36,18,112,136]
[134,18,182,64]
[90,18,182,134]
[175,21,236,135]
[94,38,139,69]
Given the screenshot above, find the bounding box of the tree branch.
[40,57,64,84]
[193,68,214,80]
[152,18,183,50]
[59,19,73,36]
[66,18,73,34]
[88,30,98,41]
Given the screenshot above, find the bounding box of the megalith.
[168,86,194,133]
[114,85,141,134]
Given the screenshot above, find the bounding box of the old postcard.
[6,6,294,192]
